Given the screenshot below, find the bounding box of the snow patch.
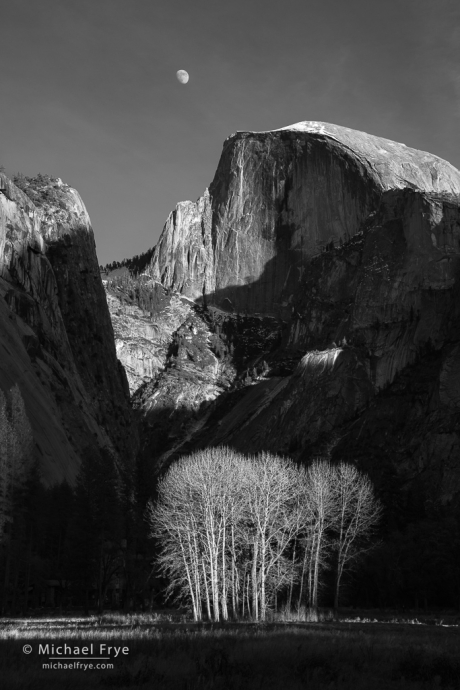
[179,294,197,303]
[298,347,343,375]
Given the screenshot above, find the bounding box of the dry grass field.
[1,611,459,689]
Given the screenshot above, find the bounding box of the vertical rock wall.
[0,173,137,484]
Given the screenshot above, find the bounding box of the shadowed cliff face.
[132,122,460,504]
[189,188,460,501]
[0,173,137,484]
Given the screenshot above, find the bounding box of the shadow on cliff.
[140,192,460,506]
[194,228,360,355]
[196,243,307,323]
[45,228,138,467]
[138,240,361,494]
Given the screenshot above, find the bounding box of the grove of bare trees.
[147,447,381,621]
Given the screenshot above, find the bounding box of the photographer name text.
[38,643,129,658]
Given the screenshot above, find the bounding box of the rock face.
[0,173,137,485]
[106,288,165,394]
[150,122,460,318]
[139,122,460,504]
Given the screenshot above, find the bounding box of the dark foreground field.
[1,612,460,689]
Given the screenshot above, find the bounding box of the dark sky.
[1,0,459,265]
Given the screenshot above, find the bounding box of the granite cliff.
[123,122,460,506]
[0,173,137,485]
[150,122,460,316]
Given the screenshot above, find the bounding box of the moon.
[176,70,189,84]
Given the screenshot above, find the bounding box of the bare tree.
[147,461,203,620]
[147,448,302,621]
[331,463,382,611]
[245,452,301,621]
[147,447,254,621]
[297,460,336,611]
[148,450,381,621]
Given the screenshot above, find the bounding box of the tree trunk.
[202,560,212,621]
[288,541,297,610]
[260,540,266,621]
[183,557,198,620]
[211,550,220,622]
[297,541,308,611]
[246,572,251,618]
[231,557,237,619]
[312,530,322,610]
[230,526,238,619]
[333,555,343,614]
[221,526,228,621]
[191,533,202,621]
[252,539,259,621]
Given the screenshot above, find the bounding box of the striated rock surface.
[106,288,166,394]
[150,122,460,318]
[136,122,460,505]
[0,173,137,484]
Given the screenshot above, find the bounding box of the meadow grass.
[1,611,459,689]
